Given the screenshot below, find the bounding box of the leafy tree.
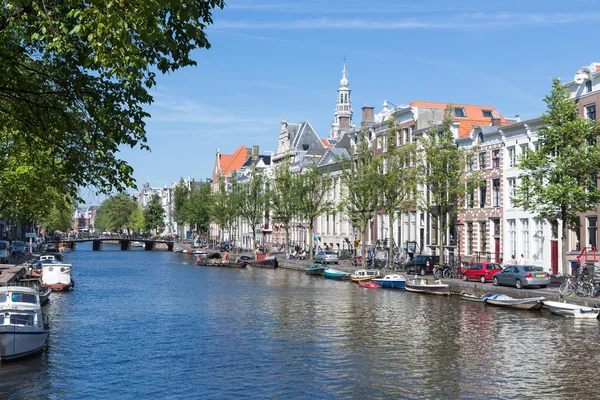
[374,119,419,268]
[0,0,225,198]
[337,132,379,267]
[238,168,268,250]
[95,194,138,232]
[128,205,145,234]
[39,200,75,233]
[418,105,472,266]
[211,175,242,243]
[270,162,299,253]
[173,181,190,235]
[143,194,165,233]
[297,164,334,261]
[186,182,212,237]
[513,78,600,274]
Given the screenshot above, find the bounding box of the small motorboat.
[372,274,406,289]
[482,294,545,310]
[173,248,184,253]
[351,269,381,282]
[40,263,74,292]
[0,286,50,361]
[305,264,326,275]
[323,268,352,280]
[405,278,450,295]
[358,280,381,289]
[195,256,247,268]
[245,256,278,268]
[543,301,600,319]
[460,292,483,302]
[131,241,144,248]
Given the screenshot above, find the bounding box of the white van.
[0,241,10,264]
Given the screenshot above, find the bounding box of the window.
[507,146,515,167]
[479,222,487,252]
[467,154,475,172]
[585,104,596,121]
[482,110,493,118]
[533,219,544,262]
[467,188,474,208]
[492,179,500,207]
[0,294,6,303]
[404,128,410,144]
[520,143,528,156]
[588,216,597,248]
[479,152,487,169]
[454,107,467,118]
[0,315,3,325]
[521,219,530,260]
[467,223,473,254]
[507,178,516,207]
[10,293,37,304]
[377,137,382,149]
[586,80,593,93]
[492,149,500,168]
[571,227,580,251]
[382,135,388,151]
[10,314,33,326]
[479,180,487,208]
[508,219,516,257]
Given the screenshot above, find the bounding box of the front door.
[494,238,500,262]
[551,240,558,275]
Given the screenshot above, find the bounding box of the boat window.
[0,294,6,303]
[0,315,3,324]
[11,293,37,304]
[10,314,34,326]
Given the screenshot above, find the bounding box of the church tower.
[330,63,353,140]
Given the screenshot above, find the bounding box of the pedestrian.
[510,254,517,265]
[517,254,525,265]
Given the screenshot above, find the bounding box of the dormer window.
[302,144,309,151]
[454,107,467,118]
[586,80,593,93]
[482,110,493,118]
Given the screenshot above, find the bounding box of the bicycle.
[433,265,452,279]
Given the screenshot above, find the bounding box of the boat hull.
[0,328,49,361]
[323,268,351,280]
[371,280,406,289]
[460,293,483,302]
[358,281,381,289]
[543,301,600,319]
[196,260,247,268]
[405,285,450,295]
[484,296,545,310]
[305,266,326,275]
[245,257,278,268]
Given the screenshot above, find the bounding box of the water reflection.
[1,244,600,399]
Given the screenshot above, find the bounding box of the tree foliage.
[186,182,212,235]
[270,162,299,252]
[238,168,268,249]
[513,78,600,273]
[0,0,225,204]
[95,194,138,232]
[337,132,379,267]
[211,175,242,242]
[418,105,471,265]
[143,194,165,233]
[374,118,419,267]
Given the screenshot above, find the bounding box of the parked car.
[11,241,26,256]
[0,241,9,263]
[406,255,439,276]
[493,265,551,289]
[462,262,503,283]
[314,251,339,264]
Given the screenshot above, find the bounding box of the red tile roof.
[409,100,512,138]
[321,139,334,148]
[220,145,248,175]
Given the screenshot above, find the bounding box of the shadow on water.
[2,241,600,399]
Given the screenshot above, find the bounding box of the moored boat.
[195,256,247,268]
[40,263,74,292]
[305,264,326,275]
[482,294,545,310]
[0,286,50,361]
[351,269,381,282]
[323,268,352,280]
[543,301,600,319]
[405,278,450,295]
[245,256,278,269]
[460,292,483,302]
[372,274,406,289]
[131,241,144,248]
[358,280,381,289]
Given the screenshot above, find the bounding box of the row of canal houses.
[210,62,600,276]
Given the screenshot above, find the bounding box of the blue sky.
[96,0,597,203]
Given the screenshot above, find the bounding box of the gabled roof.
[318,147,349,167]
[220,145,248,175]
[321,138,336,148]
[410,100,512,138]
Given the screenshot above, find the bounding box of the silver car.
[492,265,551,289]
[314,251,339,264]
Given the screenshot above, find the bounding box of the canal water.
[1,243,600,399]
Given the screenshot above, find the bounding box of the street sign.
[25,233,37,238]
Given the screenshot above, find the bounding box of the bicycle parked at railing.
[433,264,452,279]
[559,275,594,297]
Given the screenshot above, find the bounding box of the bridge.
[52,238,175,252]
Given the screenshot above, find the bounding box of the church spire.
[330,62,353,140]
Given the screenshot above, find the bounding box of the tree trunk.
[285,225,290,254]
[437,216,444,267]
[561,211,569,276]
[388,212,394,269]
[309,222,314,261]
[361,221,367,269]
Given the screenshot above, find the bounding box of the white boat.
[351,269,381,282]
[371,274,406,289]
[0,286,50,361]
[405,278,450,295]
[482,294,545,310]
[131,241,144,248]
[543,301,600,319]
[40,263,74,292]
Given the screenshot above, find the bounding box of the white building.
[136,182,175,235]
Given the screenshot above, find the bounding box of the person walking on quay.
[517,254,525,265]
[510,254,517,265]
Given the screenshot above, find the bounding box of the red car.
[462,262,503,283]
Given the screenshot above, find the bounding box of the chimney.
[339,116,350,130]
[253,145,259,158]
[246,147,252,157]
[491,110,502,127]
[514,114,521,122]
[361,105,375,127]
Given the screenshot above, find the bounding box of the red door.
[494,238,500,262]
[551,241,558,275]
